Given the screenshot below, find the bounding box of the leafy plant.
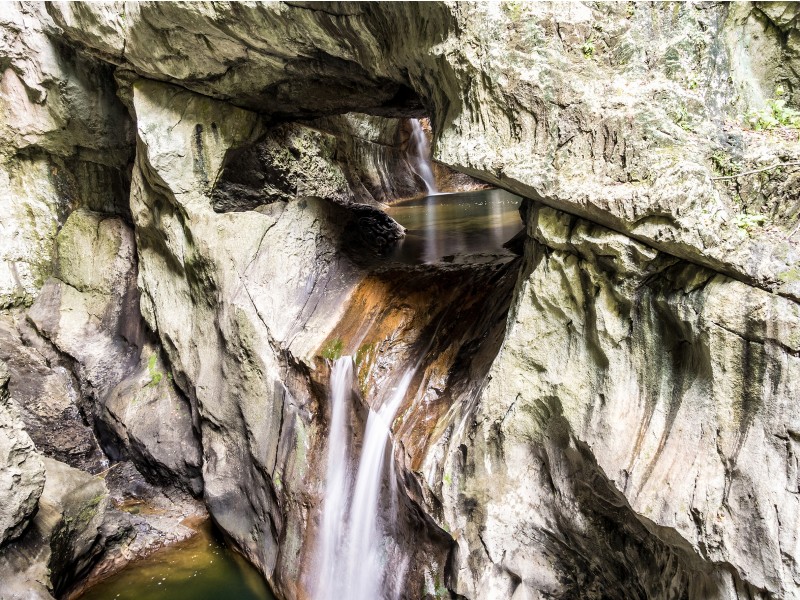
[582,37,596,59]
[710,150,740,177]
[321,338,343,361]
[147,354,163,387]
[504,0,524,22]
[734,212,767,233]
[745,88,800,130]
[673,104,693,131]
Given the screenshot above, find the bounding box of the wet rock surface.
[66,461,206,600]
[212,115,436,212]
[1,3,800,600]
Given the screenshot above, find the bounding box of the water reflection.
[386,188,523,264]
[78,520,274,600]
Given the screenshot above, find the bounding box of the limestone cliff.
[1,2,799,600]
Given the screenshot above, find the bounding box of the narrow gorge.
[1,2,800,600]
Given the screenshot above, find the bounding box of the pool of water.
[78,520,274,600]
[386,188,523,264]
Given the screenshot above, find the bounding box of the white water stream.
[313,357,414,600]
[314,356,354,599]
[408,119,438,195]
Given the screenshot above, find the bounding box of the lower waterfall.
[313,356,354,600]
[313,357,414,600]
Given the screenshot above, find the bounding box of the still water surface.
[386,188,523,264]
[78,520,274,600]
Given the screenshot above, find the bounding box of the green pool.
[78,520,275,600]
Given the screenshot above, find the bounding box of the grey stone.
[0,2,133,308]
[0,360,46,548]
[0,311,108,473]
[27,208,202,495]
[3,3,800,599]
[0,457,107,599]
[427,203,800,599]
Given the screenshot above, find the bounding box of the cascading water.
[313,357,414,600]
[408,119,438,195]
[344,369,414,599]
[314,356,354,600]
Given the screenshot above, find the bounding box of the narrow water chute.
[313,357,415,600]
[313,356,354,600]
[408,119,438,195]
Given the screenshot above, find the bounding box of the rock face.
[2,2,800,600]
[213,114,434,211]
[427,203,800,599]
[127,77,364,597]
[0,310,109,473]
[0,457,108,600]
[47,1,800,299]
[0,2,133,308]
[0,360,45,548]
[27,208,203,495]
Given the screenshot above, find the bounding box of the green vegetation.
[434,583,448,598]
[710,150,740,177]
[778,267,800,283]
[746,88,800,131]
[355,342,375,397]
[321,338,343,361]
[147,353,163,387]
[60,492,105,532]
[582,37,596,59]
[355,342,373,366]
[734,212,767,234]
[673,104,693,131]
[503,0,524,22]
[443,472,452,486]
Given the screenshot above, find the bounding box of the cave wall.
[1,2,800,600]
[45,1,800,297]
[421,203,800,599]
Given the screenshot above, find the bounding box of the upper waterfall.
[407,119,437,195]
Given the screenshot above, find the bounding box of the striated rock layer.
[428,203,800,599]
[1,2,799,600]
[46,0,800,299]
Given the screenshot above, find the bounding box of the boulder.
[0,360,46,548]
[0,457,107,599]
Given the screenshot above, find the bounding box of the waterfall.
[343,369,413,599]
[314,356,353,600]
[313,357,414,600]
[408,118,438,195]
